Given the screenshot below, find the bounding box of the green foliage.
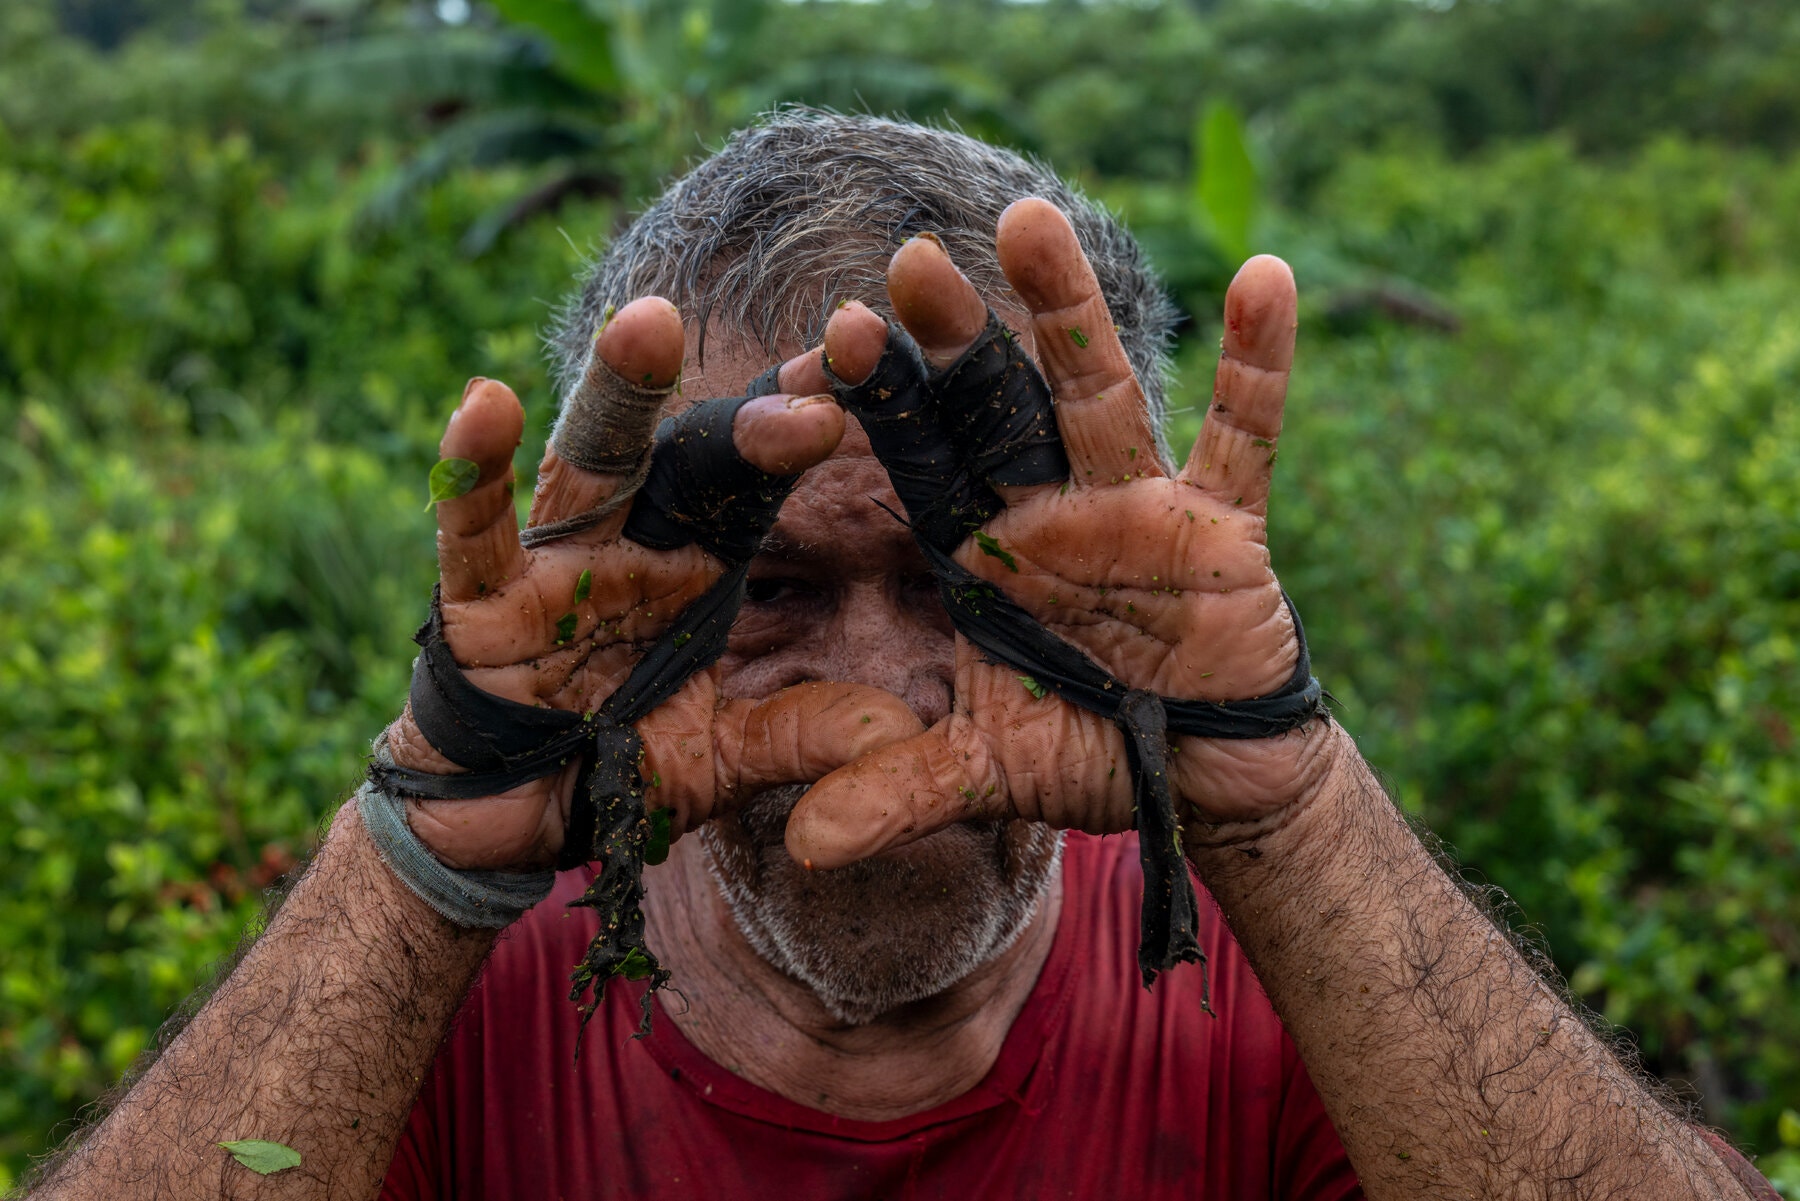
[0,11,596,1172]
[1196,135,1800,1159]
[1192,100,1258,267]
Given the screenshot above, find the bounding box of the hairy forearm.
[1190,724,1750,1201]
[28,800,496,1200]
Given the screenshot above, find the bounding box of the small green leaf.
[220,1140,302,1176]
[1126,446,1137,460]
[1067,326,1089,348]
[643,807,673,866]
[1193,98,1259,264]
[425,458,480,510]
[1779,1108,1800,1148]
[573,569,592,605]
[973,531,1018,572]
[1018,675,1047,700]
[615,947,655,981]
[673,631,692,648]
[554,612,578,644]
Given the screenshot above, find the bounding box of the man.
[24,111,1775,1200]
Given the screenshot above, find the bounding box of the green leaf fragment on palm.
[1018,675,1047,700]
[425,457,480,510]
[973,531,1018,572]
[554,612,578,644]
[220,1140,302,1176]
[1067,326,1089,348]
[643,806,672,866]
[574,569,592,604]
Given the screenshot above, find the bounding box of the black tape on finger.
[825,323,1000,551]
[621,394,798,565]
[929,310,1069,489]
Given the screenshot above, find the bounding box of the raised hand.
[787,201,1337,873]
[382,297,923,873]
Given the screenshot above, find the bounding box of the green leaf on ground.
[973,531,1018,572]
[220,1140,302,1176]
[426,457,480,510]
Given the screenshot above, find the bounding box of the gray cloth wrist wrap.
[359,744,554,929]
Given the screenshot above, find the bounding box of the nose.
[819,580,954,726]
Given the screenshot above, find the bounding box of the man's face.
[686,334,1062,1025]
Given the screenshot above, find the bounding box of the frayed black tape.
[824,324,1001,551]
[621,395,797,565]
[930,310,1069,489]
[745,362,784,398]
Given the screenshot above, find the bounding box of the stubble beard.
[699,784,1063,1026]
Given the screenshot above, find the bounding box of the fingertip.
[822,301,889,387]
[783,788,889,872]
[441,378,524,478]
[596,296,685,389]
[996,197,1087,309]
[888,236,988,367]
[1224,256,1298,372]
[776,347,831,397]
[733,393,846,474]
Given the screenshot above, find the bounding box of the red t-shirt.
[382,832,1361,1200]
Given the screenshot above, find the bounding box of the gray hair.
[549,108,1181,449]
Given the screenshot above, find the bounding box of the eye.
[902,572,939,601]
[745,576,803,604]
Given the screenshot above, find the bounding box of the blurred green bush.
[3,0,1798,1191]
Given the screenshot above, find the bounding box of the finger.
[716,682,926,808]
[527,296,684,537]
[733,391,845,475]
[619,392,843,565]
[820,299,892,387]
[1179,255,1297,516]
[888,234,989,369]
[435,377,526,602]
[637,682,924,837]
[996,198,1162,486]
[823,301,992,550]
[745,346,832,399]
[889,234,1068,494]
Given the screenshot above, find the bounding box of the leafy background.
[2,0,1798,1191]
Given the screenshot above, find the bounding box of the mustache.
[730,783,810,851]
